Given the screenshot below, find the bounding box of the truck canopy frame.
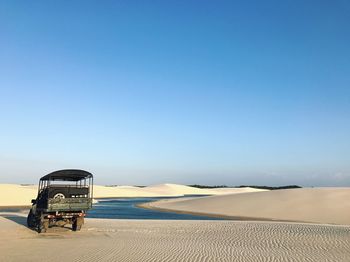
[38,169,94,200]
[40,169,93,181]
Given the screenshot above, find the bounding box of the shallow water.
[88,196,224,220]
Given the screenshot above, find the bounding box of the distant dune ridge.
[0,183,266,206]
[147,187,350,225]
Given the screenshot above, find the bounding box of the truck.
[27,169,93,233]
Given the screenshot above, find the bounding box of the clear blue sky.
[0,1,349,186]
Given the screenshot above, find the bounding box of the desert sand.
[0,213,349,262]
[0,183,266,207]
[146,187,350,225]
[1,186,349,261]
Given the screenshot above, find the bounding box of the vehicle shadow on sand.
[0,213,73,235]
[0,214,28,227]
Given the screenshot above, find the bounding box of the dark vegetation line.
[104,184,302,190]
[188,185,302,190]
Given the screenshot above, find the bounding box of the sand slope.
[148,188,350,225]
[143,183,268,196]
[0,183,266,206]
[0,213,349,262]
[0,184,37,206]
[143,183,210,195]
[208,186,267,195]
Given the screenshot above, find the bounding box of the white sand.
[0,213,349,262]
[0,184,38,206]
[1,186,349,261]
[0,183,266,207]
[148,188,350,225]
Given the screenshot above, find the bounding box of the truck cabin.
[36,170,93,204]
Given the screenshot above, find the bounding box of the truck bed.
[46,198,92,212]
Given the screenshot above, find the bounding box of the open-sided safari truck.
[27,169,93,233]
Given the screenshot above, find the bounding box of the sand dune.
[208,186,267,195]
[147,188,350,225]
[143,183,210,195]
[92,185,166,198]
[0,183,266,206]
[0,184,37,206]
[0,213,349,262]
[141,183,261,196]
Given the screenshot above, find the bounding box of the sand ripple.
[1,217,349,262]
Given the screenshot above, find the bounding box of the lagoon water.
[88,197,223,220]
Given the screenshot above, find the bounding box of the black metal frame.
[38,169,94,199]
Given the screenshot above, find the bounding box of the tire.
[72,222,81,231]
[37,215,49,233]
[37,224,46,233]
[72,217,83,231]
[53,193,65,199]
[49,188,69,199]
[27,210,35,228]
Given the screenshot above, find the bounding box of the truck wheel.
[50,188,69,199]
[37,218,49,233]
[72,217,83,231]
[53,193,65,199]
[72,222,81,231]
[27,210,35,228]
